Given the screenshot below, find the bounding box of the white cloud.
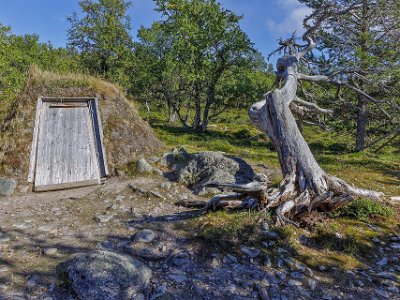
[265,2,312,36]
[277,0,303,8]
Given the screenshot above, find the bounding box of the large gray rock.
[0,178,16,196]
[58,251,152,300]
[167,149,258,194]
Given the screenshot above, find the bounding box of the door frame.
[28,97,109,191]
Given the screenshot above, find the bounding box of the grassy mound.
[0,66,163,180]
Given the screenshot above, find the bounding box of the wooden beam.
[28,97,43,183]
[34,179,101,192]
[94,97,109,176]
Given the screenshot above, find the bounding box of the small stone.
[295,261,305,272]
[356,280,364,287]
[287,279,302,286]
[264,255,271,267]
[260,278,270,287]
[150,284,167,300]
[96,240,114,250]
[390,243,400,249]
[265,231,279,240]
[282,257,294,267]
[0,177,17,196]
[133,293,145,300]
[262,223,270,232]
[322,294,333,300]
[308,279,316,290]
[388,286,399,294]
[38,225,54,232]
[335,232,343,239]
[377,257,388,267]
[240,245,260,258]
[134,229,156,243]
[375,288,390,299]
[95,214,113,223]
[226,284,237,293]
[173,252,190,267]
[226,254,238,264]
[136,158,154,174]
[0,234,10,243]
[167,274,186,283]
[160,182,172,190]
[26,275,39,287]
[290,272,305,280]
[277,247,288,254]
[115,195,125,201]
[13,221,33,229]
[276,257,284,268]
[298,234,308,245]
[115,169,126,177]
[44,248,58,255]
[319,265,326,271]
[304,267,313,276]
[18,185,30,194]
[210,257,220,268]
[377,272,397,281]
[275,271,286,281]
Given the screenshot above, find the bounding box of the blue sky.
[0,0,311,62]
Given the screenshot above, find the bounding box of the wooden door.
[33,101,101,191]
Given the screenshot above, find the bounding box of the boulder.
[161,147,192,168]
[58,251,152,300]
[0,178,16,196]
[166,149,259,194]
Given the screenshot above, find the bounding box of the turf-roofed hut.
[0,66,163,191]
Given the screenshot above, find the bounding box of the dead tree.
[203,4,385,225]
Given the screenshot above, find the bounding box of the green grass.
[145,105,400,271]
[333,198,394,221]
[141,106,399,196]
[183,211,271,251]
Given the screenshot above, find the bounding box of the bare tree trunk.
[200,87,214,132]
[247,54,382,224]
[165,92,177,123]
[356,94,367,151]
[192,82,202,130]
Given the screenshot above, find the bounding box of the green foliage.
[300,0,400,149]
[132,0,274,131]
[0,23,80,121]
[335,198,394,221]
[67,0,133,80]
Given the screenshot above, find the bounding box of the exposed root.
[196,173,385,226]
[276,200,299,227]
[327,175,384,200]
[201,193,245,212]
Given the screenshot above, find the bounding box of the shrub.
[337,198,393,221]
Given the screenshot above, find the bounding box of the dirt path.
[0,177,399,300]
[0,177,197,299]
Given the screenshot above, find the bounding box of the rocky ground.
[0,152,399,300]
